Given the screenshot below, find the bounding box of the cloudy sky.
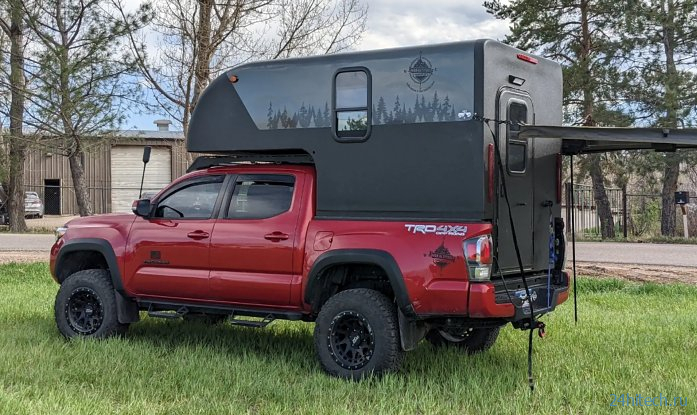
[354,0,509,50]
[128,0,510,130]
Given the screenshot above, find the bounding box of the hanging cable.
[477,115,538,392]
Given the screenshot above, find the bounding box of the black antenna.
[139,146,152,199]
[570,154,578,323]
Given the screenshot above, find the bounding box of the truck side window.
[507,102,528,173]
[154,176,224,219]
[226,177,295,219]
[334,69,370,141]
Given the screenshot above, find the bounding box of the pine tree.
[376,96,387,125]
[413,95,422,122]
[621,0,697,236]
[485,0,630,239]
[267,102,275,129]
[298,103,311,128]
[392,96,401,123]
[431,91,440,121]
[321,102,330,127]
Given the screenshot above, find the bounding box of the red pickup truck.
[50,162,569,379]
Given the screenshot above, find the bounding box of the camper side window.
[334,69,370,141]
[507,102,528,173]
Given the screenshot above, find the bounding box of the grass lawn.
[0,263,694,414]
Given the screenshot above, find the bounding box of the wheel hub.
[327,311,375,370]
[65,287,104,335]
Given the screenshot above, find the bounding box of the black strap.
[480,115,537,392]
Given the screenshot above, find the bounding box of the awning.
[519,125,697,155]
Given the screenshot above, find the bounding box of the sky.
[126,0,510,131]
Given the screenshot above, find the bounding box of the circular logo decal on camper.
[405,52,436,93]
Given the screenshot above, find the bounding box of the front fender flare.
[55,238,124,294]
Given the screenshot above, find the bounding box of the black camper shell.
[188,39,563,274]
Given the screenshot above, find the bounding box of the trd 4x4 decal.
[404,224,468,236]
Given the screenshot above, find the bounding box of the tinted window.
[508,143,527,172]
[509,103,527,132]
[226,178,294,219]
[334,69,370,140]
[336,71,367,108]
[336,110,368,137]
[155,177,224,219]
[507,102,528,173]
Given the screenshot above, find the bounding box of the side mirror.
[132,199,152,218]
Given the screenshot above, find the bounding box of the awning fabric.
[519,125,697,155]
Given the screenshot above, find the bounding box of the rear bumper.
[468,271,569,322]
[24,207,43,216]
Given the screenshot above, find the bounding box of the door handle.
[187,230,210,240]
[264,232,289,241]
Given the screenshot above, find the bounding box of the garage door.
[111,146,172,213]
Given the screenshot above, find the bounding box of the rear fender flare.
[304,249,416,318]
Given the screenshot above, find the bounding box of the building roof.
[115,129,184,140]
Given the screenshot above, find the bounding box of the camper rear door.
[496,89,535,273]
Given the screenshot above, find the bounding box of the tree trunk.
[191,0,212,112]
[580,0,614,239]
[660,154,680,236]
[68,146,92,216]
[659,0,680,236]
[588,154,615,238]
[7,0,27,232]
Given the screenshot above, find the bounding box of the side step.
[140,299,303,326]
[147,304,189,319]
[228,314,275,329]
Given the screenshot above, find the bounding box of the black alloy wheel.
[65,287,104,335]
[327,311,375,370]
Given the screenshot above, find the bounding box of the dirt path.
[568,262,697,285]
[0,251,49,264]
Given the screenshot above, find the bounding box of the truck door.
[496,89,535,273]
[125,174,226,299]
[208,173,303,307]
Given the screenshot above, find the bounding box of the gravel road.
[572,242,697,267]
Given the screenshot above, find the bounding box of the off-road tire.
[314,288,404,380]
[54,269,129,339]
[426,326,500,353]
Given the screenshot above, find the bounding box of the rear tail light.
[516,53,538,64]
[463,234,493,281]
